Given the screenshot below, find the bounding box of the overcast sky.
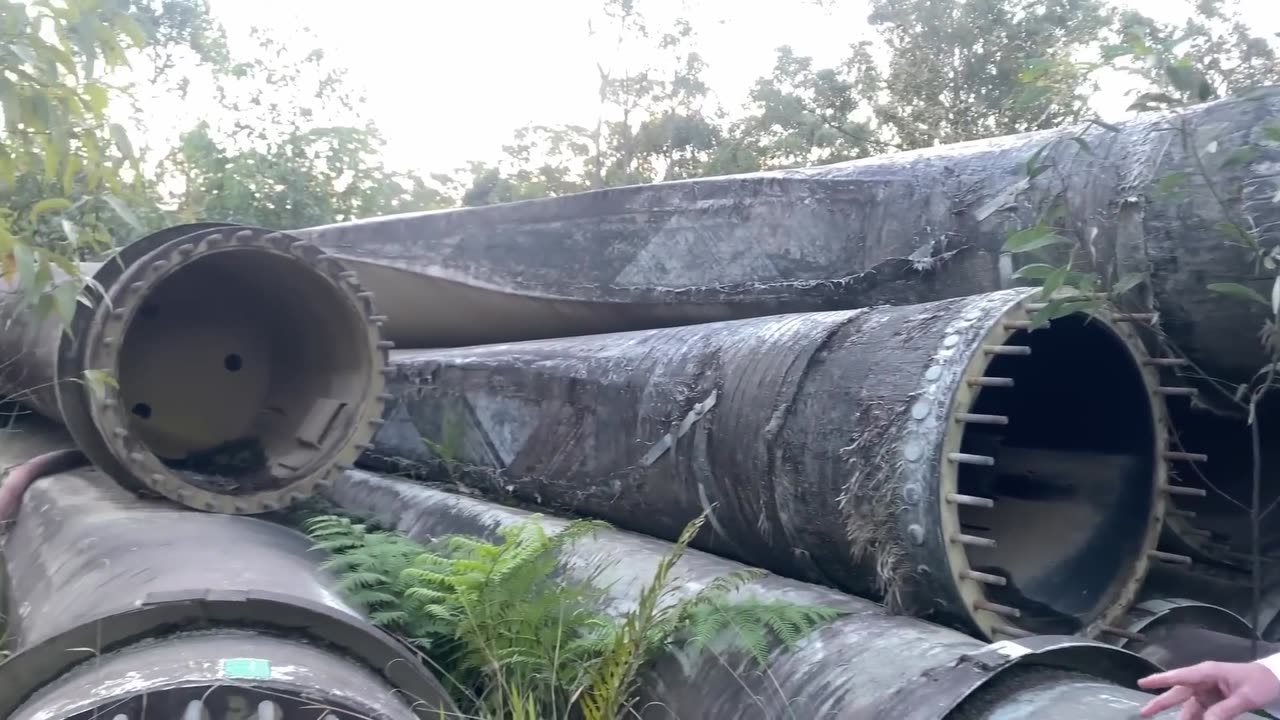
[197,0,1274,174]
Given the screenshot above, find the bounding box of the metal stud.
[182,700,209,720]
[955,413,1009,425]
[983,345,1032,356]
[1162,483,1208,497]
[962,569,1008,587]
[1164,451,1208,463]
[976,599,1021,618]
[1099,625,1147,642]
[949,452,995,466]
[1150,550,1193,565]
[952,533,997,549]
[968,377,1015,388]
[947,493,995,509]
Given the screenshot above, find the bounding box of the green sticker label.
[219,658,272,680]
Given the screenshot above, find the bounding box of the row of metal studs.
[947,306,1198,642]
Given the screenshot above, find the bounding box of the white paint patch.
[986,639,1033,659]
[268,663,304,681]
[465,392,542,466]
[91,671,159,698]
[614,216,782,286]
[29,672,168,720]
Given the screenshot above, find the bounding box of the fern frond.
[369,610,410,626]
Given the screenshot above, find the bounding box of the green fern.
[306,510,845,719]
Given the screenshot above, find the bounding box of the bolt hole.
[131,403,152,420]
[224,353,243,372]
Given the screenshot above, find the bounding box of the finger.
[1178,696,1205,720]
[1142,686,1195,716]
[1204,694,1257,720]
[1142,664,1218,691]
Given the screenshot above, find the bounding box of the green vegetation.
[305,511,843,720]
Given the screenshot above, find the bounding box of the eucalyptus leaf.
[51,279,79,329]
[108,122,134,160]
[13,242,36,293]
[1041,266,1070,298]
[1011,263,1058,280]
[1208,282,1271,308]
[81,368,118,400]
[1002,225,1073,253]
[102,192,142,231]
[1112,272,1147,296]
[30,197,72,222]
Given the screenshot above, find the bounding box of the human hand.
[1138,660,1280,719]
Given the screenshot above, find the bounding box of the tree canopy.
[1,0,1275,287]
